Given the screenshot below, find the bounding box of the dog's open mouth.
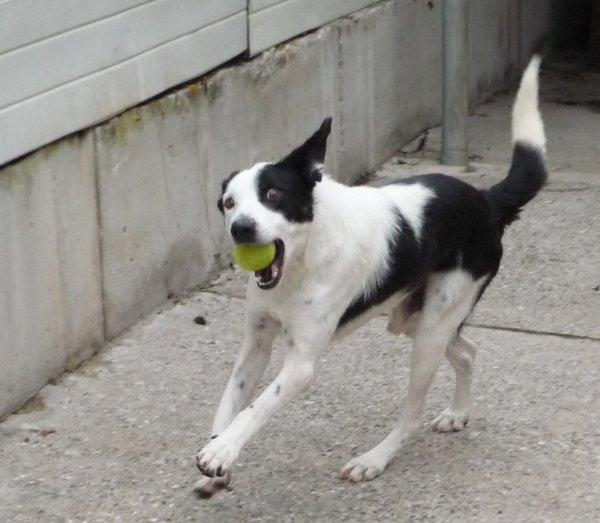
[255,240,285,290]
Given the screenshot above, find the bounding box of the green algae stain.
[100,108,145,146]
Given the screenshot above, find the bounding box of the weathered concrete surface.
[0,290,598,522]
[1,72,599,521]
[337,0,442,177]
[95,97,221,339]
[0,135,103,417]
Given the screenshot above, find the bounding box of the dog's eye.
[223,197,235,210]
[266,188,282,202]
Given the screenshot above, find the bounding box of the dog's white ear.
[279,117,332,185]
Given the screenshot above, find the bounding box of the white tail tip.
[512,55,546,154]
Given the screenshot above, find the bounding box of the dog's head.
[218,117,332,290]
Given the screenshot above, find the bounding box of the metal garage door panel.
[249,0,380,55]
[0,8,246,165]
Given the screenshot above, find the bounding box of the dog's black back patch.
[409,173,503,280]
[338,211,425,327]
[337,174,504,330]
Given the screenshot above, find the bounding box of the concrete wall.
[0,136,104,417]
[0,0,552,418]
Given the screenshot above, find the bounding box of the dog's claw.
[340,453,386,482]
[197,464,214,477]
[431,409,469,432]
[196,438,238,479]
[196,454,214,477]
[340,460,383,482]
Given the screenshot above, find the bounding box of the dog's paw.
[193,472,232,499]
[431,409,469,432]
[196,437,239,478]
[340,456,384,482]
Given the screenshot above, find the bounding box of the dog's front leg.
[196,346,319,481]
[211,313,279,436]
[194,313,278,498]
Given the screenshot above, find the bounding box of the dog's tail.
[485,55,547,228]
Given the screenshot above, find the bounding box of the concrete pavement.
[1,65,599,522]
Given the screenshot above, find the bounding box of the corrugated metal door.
[248,0,380,55]
[0,0,246,165]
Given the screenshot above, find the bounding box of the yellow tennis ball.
[232,243,276,271]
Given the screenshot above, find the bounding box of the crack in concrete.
[92,130,109,343]
[465,322,600,342]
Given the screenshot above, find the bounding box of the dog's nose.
[231,216,257,243]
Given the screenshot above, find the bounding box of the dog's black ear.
[217,170,239,214]
[279,117,332,186]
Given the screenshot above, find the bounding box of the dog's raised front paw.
[340,456,384,482]
[196,437,238,478]
[193,471,232,499]
[431,409,469,432]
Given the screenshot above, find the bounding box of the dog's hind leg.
[387,286,425,336]
[431,334,477,432]
[340,328,449,482]
[341,271,484,482]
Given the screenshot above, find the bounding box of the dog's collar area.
[255,240,285,290]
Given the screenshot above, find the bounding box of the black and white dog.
[195,56,547,497]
